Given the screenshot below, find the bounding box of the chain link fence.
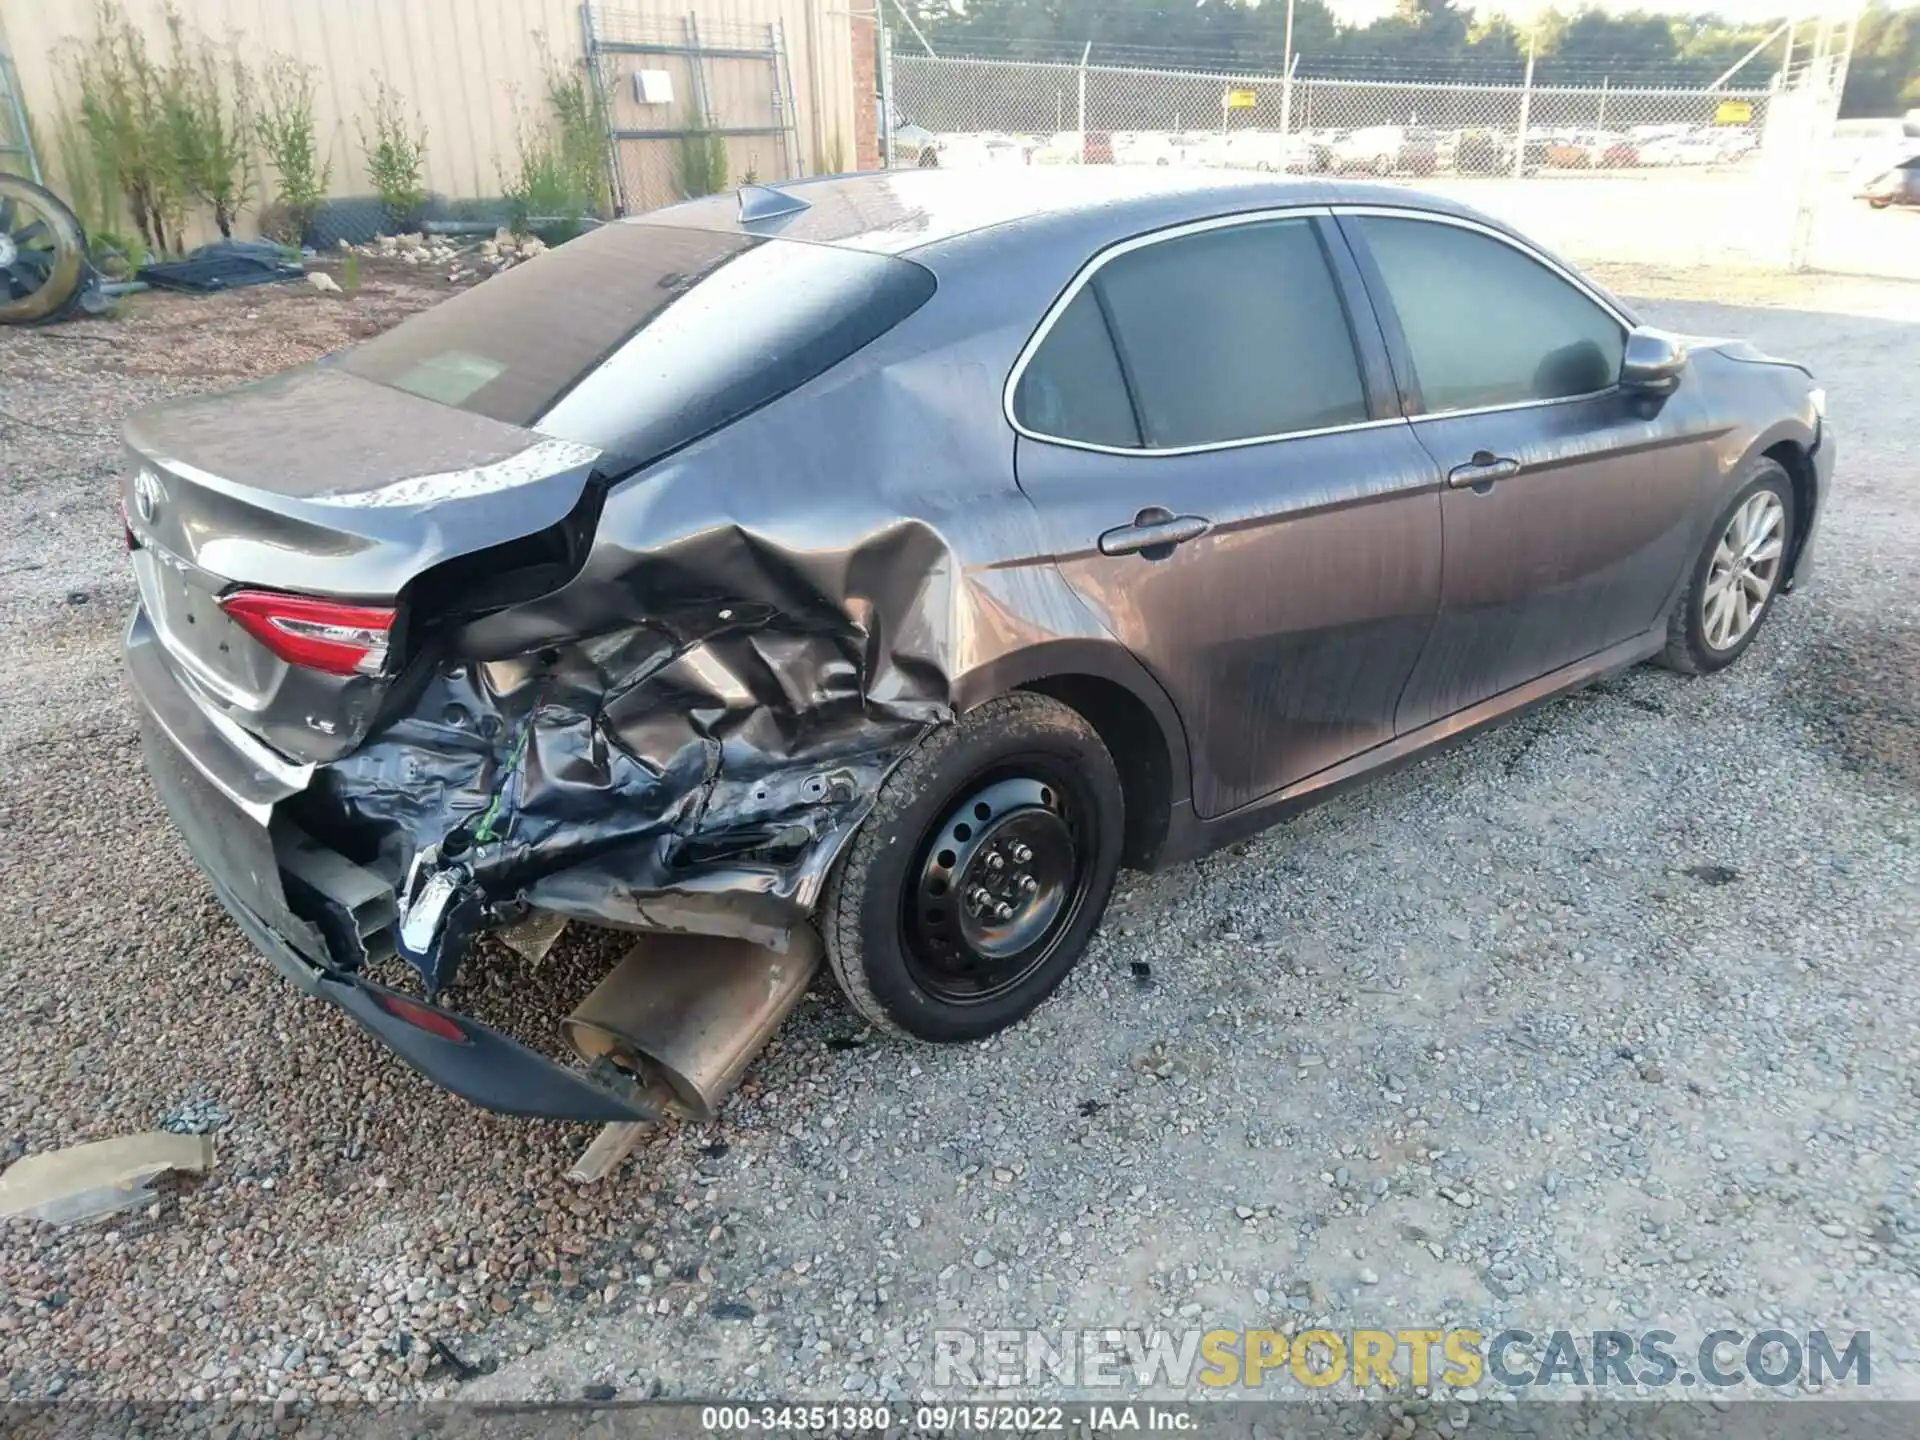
[887,49,1913,280]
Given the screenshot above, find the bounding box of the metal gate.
[583,4,802,215]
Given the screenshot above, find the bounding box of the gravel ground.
[0,261,1915,1412]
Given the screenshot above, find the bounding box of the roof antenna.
[738,183,810,222]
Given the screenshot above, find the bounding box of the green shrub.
[675,111,728,199]
[501,45,613,239]
[358,78,427,232]
[160,15,252,238]
[49,104,121,241]
[254,55,329,245]
[543,51,610,219]
[65,0,185,254]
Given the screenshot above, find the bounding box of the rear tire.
[1658,458,1796,675]
[820,693,1124,1042]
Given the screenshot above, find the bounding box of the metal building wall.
[0,0,858,241]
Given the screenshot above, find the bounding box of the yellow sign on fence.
[1224,88,1259,110]
[1714,99,1754,125]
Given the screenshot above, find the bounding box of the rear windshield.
[338,222,935,465]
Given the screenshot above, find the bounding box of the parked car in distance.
[1640,132,1729,166]
[1545,131,1640,168]
[1144,132,1215,167]
[1439,127,1512,173]
[891,121,939,168]
[121,169,1831,1122]
[933,132,1031,169]
[1032,130,1116,165]
[1857,150,1920,208]
[1333,126,1435,175]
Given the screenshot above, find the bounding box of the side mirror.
[1622,326,1689,397]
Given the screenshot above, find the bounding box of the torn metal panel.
[301,556,943,991]
[0,1133,214,1226]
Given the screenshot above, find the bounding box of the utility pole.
[1076,40,1090,151]
[1280,0,1297,144]
[1513,28,1536,180]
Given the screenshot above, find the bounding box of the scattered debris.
[305,270,342,294]
[566,1121,651,1185]
[497,910,569,964]
[1130,960,1153,985]
[337,227,548,283]
[0,1132,214,1226]
[138,240,304,295]
[158,1097,230,1135]
[1685,863,1742,886]
[429,1336,485,1382]
[0,174,88,325]
[582,1382,618,1402]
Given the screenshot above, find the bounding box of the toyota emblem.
[133,468,164,525]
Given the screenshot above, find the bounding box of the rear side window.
[339,223,935,465]
[1353,216,1625,414]
[1014,217,1371,450]
[1012,289,1140,448]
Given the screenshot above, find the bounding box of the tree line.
[904,0,1920,115]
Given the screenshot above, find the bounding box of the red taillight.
[219,589,396,677]
[377,992,469,1044]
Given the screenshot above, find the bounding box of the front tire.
[1659,458,1796,675]
[820,693,1124,1042]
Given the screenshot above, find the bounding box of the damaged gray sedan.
[123,169,1830,1122]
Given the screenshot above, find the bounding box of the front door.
[1010,212,1443,819]
[1336,210,1716,732]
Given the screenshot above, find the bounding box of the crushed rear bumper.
[129,608,656,1122]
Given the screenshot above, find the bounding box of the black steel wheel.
[901,769,1091,1005]
[0,174,88,326]
[820,693,1125,1042]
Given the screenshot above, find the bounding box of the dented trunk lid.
[121,219,938,770]
[121,365,601,764]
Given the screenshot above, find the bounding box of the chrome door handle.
[1098,510,1212,558]
[1447,454,1522,490]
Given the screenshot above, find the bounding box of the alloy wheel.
[1702,489,1786,651]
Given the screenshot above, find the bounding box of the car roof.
[630,167,1467,257]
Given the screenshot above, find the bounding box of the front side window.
[1352,215,1625,414]
[1013,216,1371,450]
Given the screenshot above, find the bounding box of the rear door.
[1337,209,1716,731]
[1011,210,1443,819]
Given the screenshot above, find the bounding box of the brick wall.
[852,9,879,170]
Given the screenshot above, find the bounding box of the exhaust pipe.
[562,929,822,1121]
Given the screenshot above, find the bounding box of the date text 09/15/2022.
[698,1405,1195,1431]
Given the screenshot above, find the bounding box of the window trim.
[1003,205,1404,458]
[1333,205,1634,423]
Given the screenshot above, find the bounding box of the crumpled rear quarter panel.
[299,259,1123,978]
